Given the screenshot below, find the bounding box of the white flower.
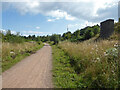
[92,48,94,50]
[114,43,119,48]
[96,57,100,60]
[95,44,98,47]
[96,49,98,52]
[111,70,114,73]
[104,52,108,56]
[10,51,15,54]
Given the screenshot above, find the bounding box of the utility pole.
[67,25,68,32]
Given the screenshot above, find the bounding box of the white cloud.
[67,21,99,33]
[23,30,43,34]
[22,30,50,35]
[0,28,17,34]
[47,19,55,22]
[48,10,76,21]
[2,0,119,22]
[21,34,29,37]
[65,14,76,21]
[84,21,99,26]
[0,29,51,36]
[27,1,40,8]
[11,30,16,34]
[0,28,6,33]
[68,24,80,28]
[47,17,61,22]
[36,26,40,29]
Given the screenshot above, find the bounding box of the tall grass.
[58,40,119,88]
[2,41,43,72]
[2,42,36,59]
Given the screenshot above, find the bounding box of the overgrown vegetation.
[2,42,43,72]
[52,39,119,88]
[1,20,119,88]
[52,22,120,88]
[1,30,44,72]
[57,40,119,88]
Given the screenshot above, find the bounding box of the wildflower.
[90,52,92,54]
[114,43,119,48]
[94,57,101,62]
[96,57,100,60]
[96,49,98,52]
[94,60,97,63]
[10,51,15,54]
[95,44,98,48]
[112,70,114,73]
[92,48,94,50]
[104,52,108,56]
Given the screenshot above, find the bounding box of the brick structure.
[100,19,114,39]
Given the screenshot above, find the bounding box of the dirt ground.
[2,43,53,88]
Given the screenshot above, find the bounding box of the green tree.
[62,31,72,40]
[84,28,94,39]
[93,25,100,35]
[50,34,60,44]
[6,30,11,36]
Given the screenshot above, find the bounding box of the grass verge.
[52,45,78,88]
[2,42,43,72]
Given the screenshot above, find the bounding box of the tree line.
[0,25,100,44]
[1,21,119,44]
[48,24,100,44]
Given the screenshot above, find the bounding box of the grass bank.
[52,39,119,88]
[52,45,78,88]
[2,41,43,72]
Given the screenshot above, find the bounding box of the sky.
[1,0,120,36]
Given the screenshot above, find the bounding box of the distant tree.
[84,28,94,39]
[50,34,60,44]
[28,35,32,39]
[16,32,20,36]
[92,25,100,35]
[80,26,90,36]
[6,30,11,36]
[72,30,80,39]
[62,31,72,40]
